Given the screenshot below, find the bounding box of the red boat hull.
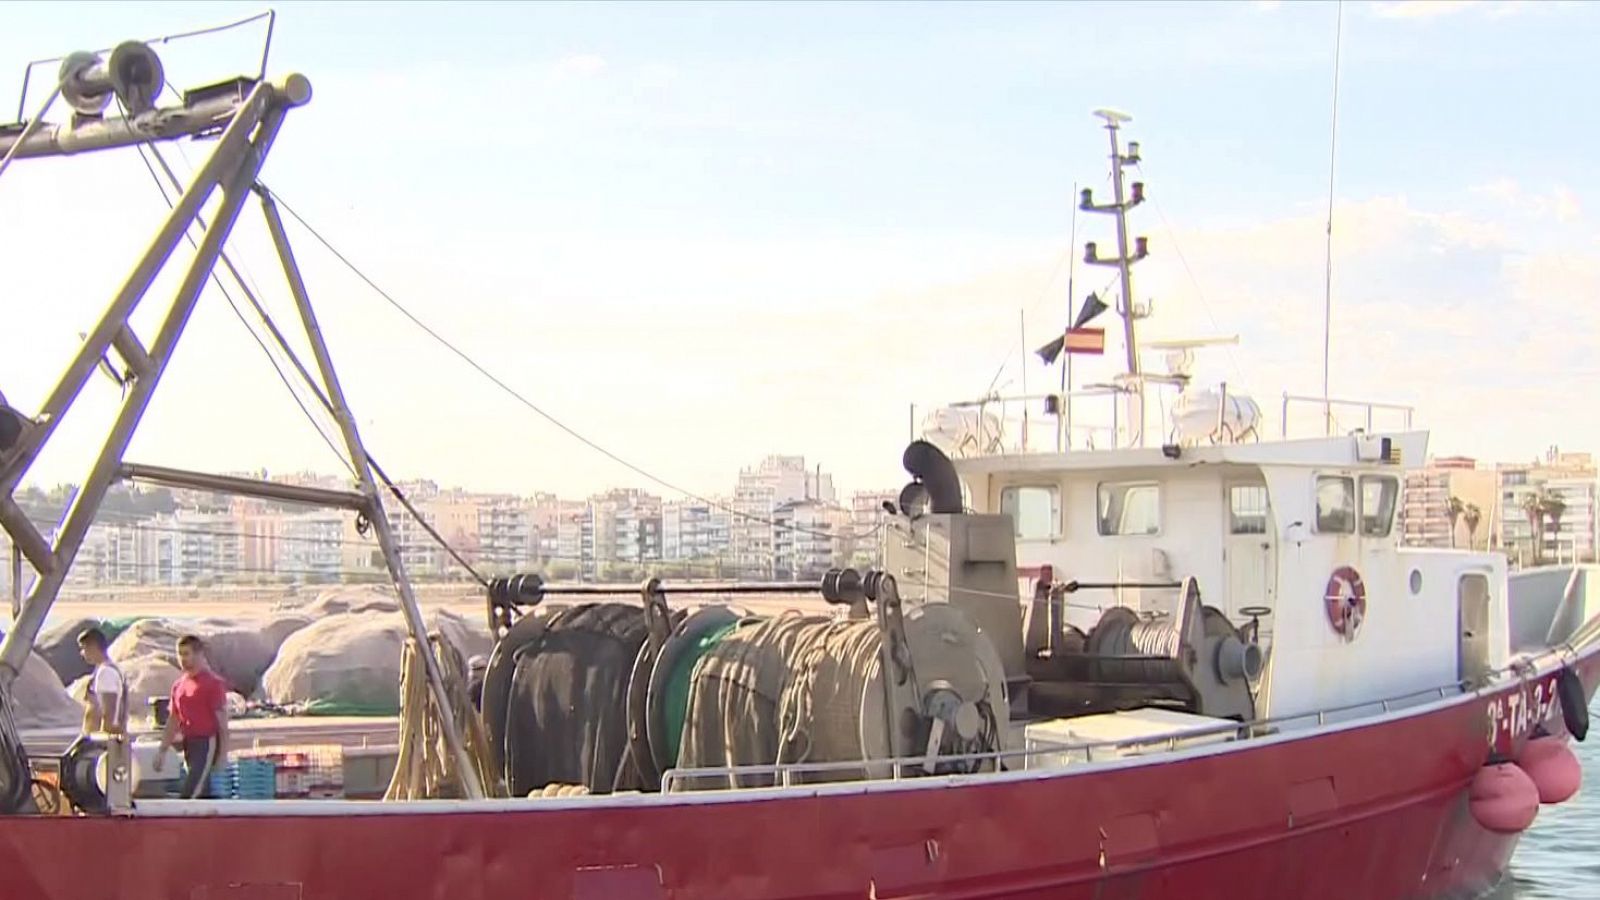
[5,650,1595,900]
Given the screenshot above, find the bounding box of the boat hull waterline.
[4,648,1594,900]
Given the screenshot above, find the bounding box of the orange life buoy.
[1325,566,1366,640]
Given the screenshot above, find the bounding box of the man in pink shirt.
[154,634,230,799]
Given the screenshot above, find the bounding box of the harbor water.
[1494,702,1600,900]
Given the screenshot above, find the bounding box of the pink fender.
[1518,735,1583,805]
[1469,762,1540,834]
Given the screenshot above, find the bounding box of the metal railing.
[910,386,1135,457]
[657,680,1469,793]
[912,388,1417,459]
[1280,394,1415,439]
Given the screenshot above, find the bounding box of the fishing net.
[11,650,82,731]
[501,603,648,796]
[262,609,492,716]
[35,617,102,685]
[108,618,279,697]
[262,614,408,715]
[674,612,867,789]
[279,586,399,620]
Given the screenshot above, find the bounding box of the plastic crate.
[234,745,344,799]
[207,766,234,799]
[233,759,276,800]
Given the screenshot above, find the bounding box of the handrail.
[13,10,278,123]
[1280,393,1415,439]
[939,387,1126,410]
[658,679,1470,793]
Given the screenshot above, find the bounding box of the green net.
[297,698,399,717]
[662,622,740,766]
[98,615,146,642]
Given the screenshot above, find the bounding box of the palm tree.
[1463,503,1483,551]
[1543,494,1568,564]
[1447,496,1465,549]
[1522,491,1546,565]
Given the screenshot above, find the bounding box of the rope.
[776,617,884,773]
[385,631,505,800]
[124,140,490,586]
[259,185,883,547]
[677,613,888,788]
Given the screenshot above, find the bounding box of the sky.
[1,0,1598,501]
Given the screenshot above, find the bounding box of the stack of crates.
[233,745,345,799]
[206,766,231,799]
[204,758,277,799]
[234,758,276,799]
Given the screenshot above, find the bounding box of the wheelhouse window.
[1228,484,1269,535]
[1360,475,1399,537]
[1097,482,1160,536]
[1000,485,1060,540]
[1315,476,1355,534]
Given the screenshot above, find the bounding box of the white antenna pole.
[1062,181,1079,452]
[1321,1,1345,436]
[1020,308,1029,450]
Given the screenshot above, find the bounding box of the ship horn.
[902,440,963,514]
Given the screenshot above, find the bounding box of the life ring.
[1324,566,1367,641]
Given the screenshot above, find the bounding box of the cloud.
[1374,1,1477,19]
[1472,179,1582,224]
[550,53,608,81]
[1100,187,1598,462]
[1371,1,1535,20]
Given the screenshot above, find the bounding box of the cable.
[127,132,495,585]
[366,460,488,587]
[1126,158,1247,385]
[259,185,883,547]
[983,242,1076,396]
[143,142,759,583]
[122,134,355,478]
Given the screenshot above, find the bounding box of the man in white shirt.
[76,627,127,735]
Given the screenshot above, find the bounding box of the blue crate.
[233,759,276,800]
[207,766,234,799]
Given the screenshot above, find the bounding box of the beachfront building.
[731,455,836,579]
[771,499,851,581]
[1398,457,1497,550]
[1498,450,1599,566]
[661,499,732,563]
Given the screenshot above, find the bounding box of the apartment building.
[731,456,836,578]
[1498,450,1598,565]
[477,497,534,573]
[772,499,851,580]
[662,499,732,562]
[1398,457,1497,550]
[278,510,349,582]
[848,489,898,567]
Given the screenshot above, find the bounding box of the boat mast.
[1081,109,1148,440]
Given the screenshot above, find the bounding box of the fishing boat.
[0,20,1596,900]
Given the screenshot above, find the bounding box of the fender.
[1557,667,1589,742]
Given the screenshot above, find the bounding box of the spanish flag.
[1036,327,1106,364]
